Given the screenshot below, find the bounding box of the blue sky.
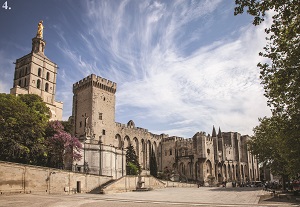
[0,0,271,137]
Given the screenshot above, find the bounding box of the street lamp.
[99,136,102,176]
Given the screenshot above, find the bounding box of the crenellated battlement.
[73,74,117,94]
[163,136,186,142]
[115,122,149,133]
[114,122,168,140]
[149,133,168,140]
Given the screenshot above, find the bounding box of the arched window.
[38,68,42,77]
[25,67,28,75]
[45,83,49,92]
[37,79,41,89]
[46,72,50,80]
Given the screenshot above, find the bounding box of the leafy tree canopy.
[234,1,300,177]
[0,94,49,165]
[235,0,300,116]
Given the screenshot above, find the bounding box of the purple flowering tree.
[46,121,82,169]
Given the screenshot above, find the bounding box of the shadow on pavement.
[208,187,263,192]
[259,194,300,205]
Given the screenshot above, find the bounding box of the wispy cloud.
[53,1,271,137]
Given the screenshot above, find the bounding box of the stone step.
[133,187,152,192]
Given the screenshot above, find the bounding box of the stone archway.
[228,164,232,181]
[133,137,139,158]
[223,164,227,181]
[206,160,214,185]
[195,161,199,181]
[141,139,145,169]
[124,135,130,148]
[217,162,222,182]
[115,134,122,149]
[241,164,244,182]
[146,140,151,170]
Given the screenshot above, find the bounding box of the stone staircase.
[87,179,116,194]
[99,175,165,194]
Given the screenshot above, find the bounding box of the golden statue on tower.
[36,20,44,39]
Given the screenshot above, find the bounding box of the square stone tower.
[10,21,63,120]
[72,74,125,178]
[72,74,117,145]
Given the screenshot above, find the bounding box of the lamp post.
[99,136,102,176]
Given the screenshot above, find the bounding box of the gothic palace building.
[10,22,259,184]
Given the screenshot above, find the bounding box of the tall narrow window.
[18,80,21,86]
[25,67,28,75]
[45,83,49,92]
[46,72,50,80]
[80,121,82,128]
[99,112,103,120]
[24,78,27,87]
[38,68,42,77]
[102,129,106,135]
[37,79,41,89]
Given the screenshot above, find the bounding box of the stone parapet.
[73,74,117,94]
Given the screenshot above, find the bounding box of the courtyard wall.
[0,161,112,194]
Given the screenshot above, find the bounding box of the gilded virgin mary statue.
[36,20,44,38]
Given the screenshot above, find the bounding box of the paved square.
[0,187,298,207]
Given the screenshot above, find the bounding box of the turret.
[217,127,222,138]
[212,125,217,137]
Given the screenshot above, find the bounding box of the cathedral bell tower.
[10,20,63,120]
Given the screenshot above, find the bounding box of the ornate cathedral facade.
[11,22,259,185]
[10,21,63,120]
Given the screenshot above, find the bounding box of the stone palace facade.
[72,74,259,184]
[11,22,259,184]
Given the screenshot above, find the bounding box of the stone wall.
[0,161,112,194]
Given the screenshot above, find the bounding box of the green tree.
[125,144,141,175]
[234,1,300,178]
[150,148,158,177]
[0,94,50,165]
[249,116,289,176]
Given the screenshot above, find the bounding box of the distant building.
[72,74,259,183]
[10,21,63,120]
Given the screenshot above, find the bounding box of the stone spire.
[217,127,222,138]
[212,125,217,137]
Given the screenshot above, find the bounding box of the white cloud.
[55,0,272,136]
